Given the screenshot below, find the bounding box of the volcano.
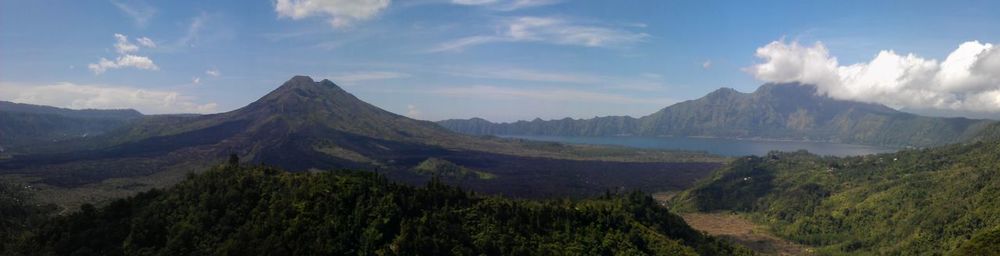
[0,76,721,207]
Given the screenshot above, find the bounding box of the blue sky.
[2,0,1000,121]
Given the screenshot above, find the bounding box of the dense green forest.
[671,137,1000,255]
[1,162,751,255]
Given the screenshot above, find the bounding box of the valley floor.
[653,192,812,255]
[681,213,811,256]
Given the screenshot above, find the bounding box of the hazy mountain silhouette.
[0,101,142,149]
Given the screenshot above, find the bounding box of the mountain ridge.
[0,101,144,149]
[438,83,993,147]
[0,100,143,118]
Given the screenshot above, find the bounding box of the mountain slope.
[670,123,1000,254]
[0,76,723,208]
[4,164,752,255]
[439,83,993,147]
[0,101,143,150]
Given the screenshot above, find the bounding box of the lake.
[502,135,900,157]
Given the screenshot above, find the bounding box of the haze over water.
[503,135,900,157]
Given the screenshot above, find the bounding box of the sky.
[2,0,1000,122]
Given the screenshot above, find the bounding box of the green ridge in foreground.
[671,133,1000,255]
[4,163,752,255]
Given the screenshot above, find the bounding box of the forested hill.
[2,164,751,255]
[670,123,1000,254]
[438,83,993,147]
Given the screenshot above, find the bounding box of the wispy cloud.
[327,71,410,85]
[451,0,561,11]
[274,0,390,28]
[0,81,217,114]
[88,33,158,74]
[428,36,503,53]
[429,16,649,52]
[444,67,599,84]
[136,37,156,48]
[178,13,208,47]
[205,68,220,77]
[440,66,669,91]
[111,1,156,28]
[430,85,672,105]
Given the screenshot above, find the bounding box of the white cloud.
[430,85,671,105]
[88,55,159,74]
[702,60,712,69]
[274,0,390,28]
[0,82,217,114]
[406,104,421,118]
[136,37,156,48]
[113,33,139,54]
[748,40,1000,115]
[111,1,156,27]
[429,16,648,52]
[89,34,159,74]
[192,77,201,84]
[328,71,409,84]
[451,0,560,10]
[205,68,220,77]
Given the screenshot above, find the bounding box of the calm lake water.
[502,135,900,157]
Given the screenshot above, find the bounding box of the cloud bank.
[0,82,217,114]
[748,40,1000,116]
[274,0,390,28]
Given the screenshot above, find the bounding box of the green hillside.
[3,163,751,255]
[439,83,993,147]
[671,127,1000,254]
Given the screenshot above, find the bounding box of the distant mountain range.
[0,76,721,208]
[0,101,142,149]
[439,83,994,147]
